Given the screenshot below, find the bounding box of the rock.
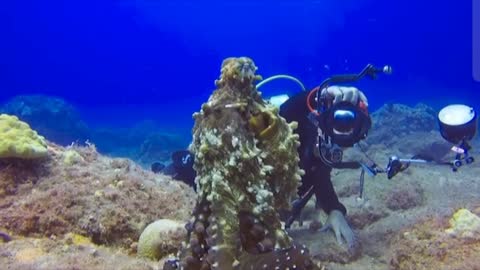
[63,149,85,165]
[348,206,389,229]
[389,214,480,270]
[309,231,362,264]
[0,237,157,270]
[445,208,480,238]
[137,219,187,261]
[385,181,424,211]
[367,103,437,150]
[0,142,195,249]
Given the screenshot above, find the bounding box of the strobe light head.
[438,104,477,144]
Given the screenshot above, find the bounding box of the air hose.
[256,75,306,91]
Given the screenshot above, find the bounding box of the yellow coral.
[63,149,84,165]
[65,232,94,246]
[0,114,48,159]
[445,208,480,238]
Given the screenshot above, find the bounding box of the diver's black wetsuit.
[279,91,347,215]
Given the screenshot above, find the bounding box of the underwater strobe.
[438,104,477,171]
[386,104,478,179]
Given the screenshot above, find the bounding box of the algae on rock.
[137,219,187,261]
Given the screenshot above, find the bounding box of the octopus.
[163,57,321,270]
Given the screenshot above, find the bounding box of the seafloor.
[1,102,480,270]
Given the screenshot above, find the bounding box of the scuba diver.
[154,64,391,250]
[279,85,369,250]
[151,150,196,190]
[266,64,477,251]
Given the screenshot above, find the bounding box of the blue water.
[1,0,478,131]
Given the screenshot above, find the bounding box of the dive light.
[438,104,477,144]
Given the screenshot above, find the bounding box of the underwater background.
[2,1,480,270]
[2,1,478,148]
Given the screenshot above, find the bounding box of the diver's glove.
[322,86,368,107]
[320,210,357,249]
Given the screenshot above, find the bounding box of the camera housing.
[317,101,372,147]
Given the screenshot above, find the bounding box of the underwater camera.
[307,64,391,167]
[386,104,478,179]
[316,101,372,148]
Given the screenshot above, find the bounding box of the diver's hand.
[320,210,357,250]
[323,86,368,107]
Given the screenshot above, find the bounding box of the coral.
[445,208,480,238]
[385,181,424,211]
[174,57,320,269]
[63,149,85,165]
[0,141,195,250]
[137,219,187,260]
[0,114,48,159]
